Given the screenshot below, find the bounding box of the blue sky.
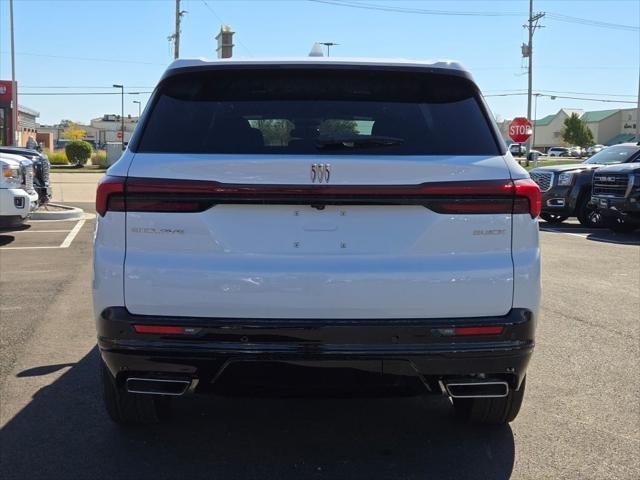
[0,0,638,124]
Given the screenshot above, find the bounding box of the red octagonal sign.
[508,117,532,143]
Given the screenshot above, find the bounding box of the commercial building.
[38,114,139,149]
[498,107,639,150]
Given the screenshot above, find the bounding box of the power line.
[20,91,152,96]
[0,51,165,66]
[484,92,636,104]
[308,0,521,17]
[308,0,639,31]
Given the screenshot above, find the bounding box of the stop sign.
[508,117,532,143]
[116,131,123,140]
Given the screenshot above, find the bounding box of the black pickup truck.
[529,143,640,225]
[591,162,640,233]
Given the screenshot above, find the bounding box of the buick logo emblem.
[311,163,331,183]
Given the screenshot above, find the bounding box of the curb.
[30,203,85,221]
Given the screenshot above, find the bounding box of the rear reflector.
[96,176,541,218]
[133,325,186,334]
[454,326,504,336]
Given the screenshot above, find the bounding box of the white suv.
[94,58,541,425]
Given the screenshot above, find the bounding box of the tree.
[319,119,358,137]
[252,119,292,146]
[561,113,594,147]
[62,122,86,140]
[65,140,92,167]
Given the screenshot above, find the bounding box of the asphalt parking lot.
[0,208,638,480]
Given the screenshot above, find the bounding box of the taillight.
[95,177,541,217]
[513,178,542,218]
[96,175,125,216]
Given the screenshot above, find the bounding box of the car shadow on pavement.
[539,222,640,246]
[0,234,15,246]
[1,347,515,480]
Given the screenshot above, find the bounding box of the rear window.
[136,68,500,156]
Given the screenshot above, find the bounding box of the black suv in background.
[0,146,52,204]
[592,161,640,233]
[529,143,640,225]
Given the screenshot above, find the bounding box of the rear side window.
[136,68,500,156]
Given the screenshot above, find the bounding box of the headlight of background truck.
[1,164,22,185]
[557,171,576,186]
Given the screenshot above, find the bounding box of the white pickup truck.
[0,152,39,227]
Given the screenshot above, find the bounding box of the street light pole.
[112,84,124,150]
[9,0,18,146]
[133,100,141,118]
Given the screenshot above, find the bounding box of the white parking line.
[7,230,72,234]
[0,219,86,250]
[541,228,588,238]
[59,219,85,248]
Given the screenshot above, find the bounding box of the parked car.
[591,161,640,233]
[530,143,640,225]
[568,146,582,157]
[586,144,605,156]
[0,146,52,204]
[0,153,39,227]
[528,149,547,157]
[547,147,570,157]
[509,143,527,157]
[94,57,541,426]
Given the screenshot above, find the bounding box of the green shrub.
[65,140,92,166]
[92,150,108,168]
[47,150,69,165]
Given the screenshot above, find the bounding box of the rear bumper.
[97,307,535,391]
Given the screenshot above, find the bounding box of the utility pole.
[9,0,18,146]
[523,0,545,150]
[636,65,640,141]
[169,0,185,59]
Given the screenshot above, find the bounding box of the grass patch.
[521,160,581,171]
[50,166,106,173]
[46,149,69,165]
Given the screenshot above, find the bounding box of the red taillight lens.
[513,178,542,218]
[133,325,186,334]
[96,175,125,216]
[454,326,504,336]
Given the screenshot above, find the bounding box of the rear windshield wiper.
[315,135,404,150]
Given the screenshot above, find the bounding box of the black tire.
[101,360,171,425]
[576,195,599,227]
[453,377,526,425]
[607,218,638,234]
[540,213,568,224]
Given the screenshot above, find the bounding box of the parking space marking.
[9,230,72,234]
[59,219,86,248]
[541,228,588,239]
[0,219,86,250]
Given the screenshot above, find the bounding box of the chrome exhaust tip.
[444,380,509,398]
[125,377,191,396]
